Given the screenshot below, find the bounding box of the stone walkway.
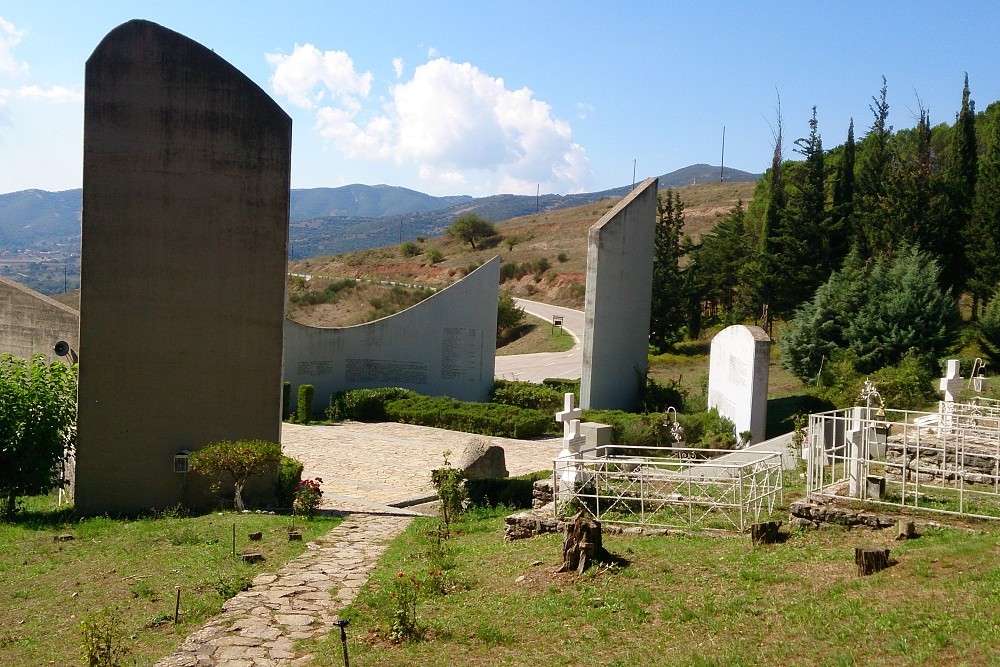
[154,512,412,666]
[154,422,561,666]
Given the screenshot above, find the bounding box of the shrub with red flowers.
[293,477,324,518]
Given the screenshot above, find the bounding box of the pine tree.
[648,189,688,350]
[855,77,893,258]
[785,106,831,297]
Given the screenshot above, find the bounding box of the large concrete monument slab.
[75,20,291,514]
[0,277,79,363]
[580,177,657,410]
[708,325,770,445]
[284,258,501,412]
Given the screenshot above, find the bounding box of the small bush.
[274,456,304,508]
[400,241,421,257]
[491,379,563,411]
[557,252,568,263]
[465,470,549,509]
[639,377,687,414]
[189,439,283,512]
[499,261,519,282]
[430,451,466,528]
[296,384,315,423]
[676,408,738,449]
[426,248,444,264]
[294,477,324,518]
[282,381,292,420]
[79,608,131,667]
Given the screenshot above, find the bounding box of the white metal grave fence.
[806,405,1000,520]
[553,445,783,532]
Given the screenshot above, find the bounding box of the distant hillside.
[0,188,82,249]
[0,164,761,291]
[658,164,760,188]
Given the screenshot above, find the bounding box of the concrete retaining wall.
[0,277,79,363]
[284,257,500,413]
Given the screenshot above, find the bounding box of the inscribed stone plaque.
[74,20,291,515]
[707,325,771,445]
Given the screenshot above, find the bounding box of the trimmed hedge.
[384,395,553,438]
[491,379,564,412]
[327,387,416,422]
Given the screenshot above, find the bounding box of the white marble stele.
[707,325,771,445]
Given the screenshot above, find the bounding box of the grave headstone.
[554,393,588,492]
[707,325,771,445]
[939,359,963,429]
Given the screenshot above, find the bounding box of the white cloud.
[265,43,371,110]
[17,84,83,104]
[0,88,10,126]
[392,57,403,79]
[575,102,594,120]
[268,51,592,195]
[0,17,28,76]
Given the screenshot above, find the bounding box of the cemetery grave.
[550,393,785,533]
[805,362,1000,521]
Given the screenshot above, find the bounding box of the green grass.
[308,507,1000,667]
[497,319,576,356]
[0,494,342,666]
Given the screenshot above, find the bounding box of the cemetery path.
[157,422,562,666]
[495,299,584,383]
[281,421,563,510]
[154,512,412,667]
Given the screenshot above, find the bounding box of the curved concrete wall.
[581,178,657,410]
[0,277,79,363]
[75,20,291,515]
[284,257,500,413]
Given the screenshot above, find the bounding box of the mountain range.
[0,163,760,260]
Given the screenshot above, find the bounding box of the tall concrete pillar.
[75,20,291,514]
[580,177,657,410]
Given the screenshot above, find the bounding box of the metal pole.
[174,587,181,624]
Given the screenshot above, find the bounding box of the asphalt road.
[493,298,584,383]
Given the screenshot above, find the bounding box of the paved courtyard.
[280,421,563,512]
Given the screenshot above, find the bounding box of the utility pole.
[720,126,726,182]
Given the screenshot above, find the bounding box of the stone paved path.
[154,423,560,665]
[154,512,412,667]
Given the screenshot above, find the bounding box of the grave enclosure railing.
[806,405,1000,520]
[553,445,784,533]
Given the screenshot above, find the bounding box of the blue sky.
[2,2,1000,197]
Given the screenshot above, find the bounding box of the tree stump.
[750,521,781,545]
[895,520,916,541]
[240,551,264,564]
[854,547,891,576]
[248,531,263,541]
[557,511,604,574]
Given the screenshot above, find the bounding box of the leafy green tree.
[0,354,77,519]
[649,189,689,349]
[448,213,496,250]
[189,439,283,512]
[496,290,525,343]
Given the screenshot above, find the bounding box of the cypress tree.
[830,119,855,266]
[946,74,978,300]
[855,77,892,258]
[969,103,1000,309]
[649,189,688,350]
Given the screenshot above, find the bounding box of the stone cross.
[939,359,963,403]
[555,392,583,439]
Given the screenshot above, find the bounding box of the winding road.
[494,298,584,383]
